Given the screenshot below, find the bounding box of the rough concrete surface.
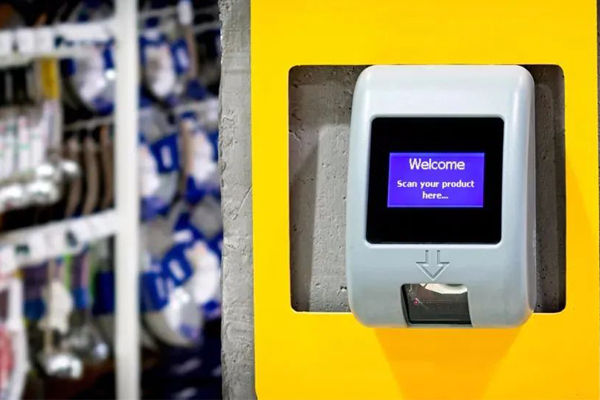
[220,1,568,395]
[219,0,255,399]
[526,65,566,312]
[288,66,364,311]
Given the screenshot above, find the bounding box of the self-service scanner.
[346,65,535,327]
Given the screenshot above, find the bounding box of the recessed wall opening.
[288,65,565,314]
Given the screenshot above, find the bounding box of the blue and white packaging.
[150,134,181,174]
[139,134,167,221]
[142,254,203,347]
[179,112,220,204]
[140,29,179,105]
[171,38,191,77]
[61,42,115,115]
[172,213,221,321]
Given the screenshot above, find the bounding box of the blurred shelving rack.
[0,1,222,398]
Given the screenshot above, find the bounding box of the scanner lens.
[402,284,471,325]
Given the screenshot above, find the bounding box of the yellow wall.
[251,1,599,398]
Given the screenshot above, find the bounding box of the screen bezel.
[366,117,504,244]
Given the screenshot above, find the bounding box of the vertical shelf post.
[114,0,140,399]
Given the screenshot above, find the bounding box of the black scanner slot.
[401,283,471,325]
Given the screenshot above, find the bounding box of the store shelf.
[0,47,91,68]
[0,1,223,398]
[0,209,116,267]
[0,19,115,68]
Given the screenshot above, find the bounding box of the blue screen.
[387,152,485,208]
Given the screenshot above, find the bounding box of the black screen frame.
[366,117,504,244]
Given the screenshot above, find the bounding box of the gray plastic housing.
[346,65,536,328]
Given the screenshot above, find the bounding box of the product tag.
[16,115,30,172]
[35,27,55,55]
[4,116,16,177]
[0,246,17,276]
[0,32,14,56]
[140,144,161,196]
[69,219,93,246]
[15,29,35,55]
[46,229,66,257]
[177,0,194,26]
[28,233,48,261]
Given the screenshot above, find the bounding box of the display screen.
[387,152,485,208]
[366,117,503,244]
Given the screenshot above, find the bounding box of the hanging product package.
[64,249,110,364]
[89,239,115,347]
[0,274,28,400]
[58,0,115,116]
[140,28,179,106]
[170,37,191,82]
[140,10,193,104]
[139,105,181,221]
[141,253,203,348]
[36,258,83,380]
[92,268,115,346]
[179,111,219,205]
[150,133,180,174]
[172,212,221,320]
[61,43,115,116]
[23,264,47,322]
[139,134,167,221]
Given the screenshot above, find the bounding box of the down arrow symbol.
[416,250,449,280]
